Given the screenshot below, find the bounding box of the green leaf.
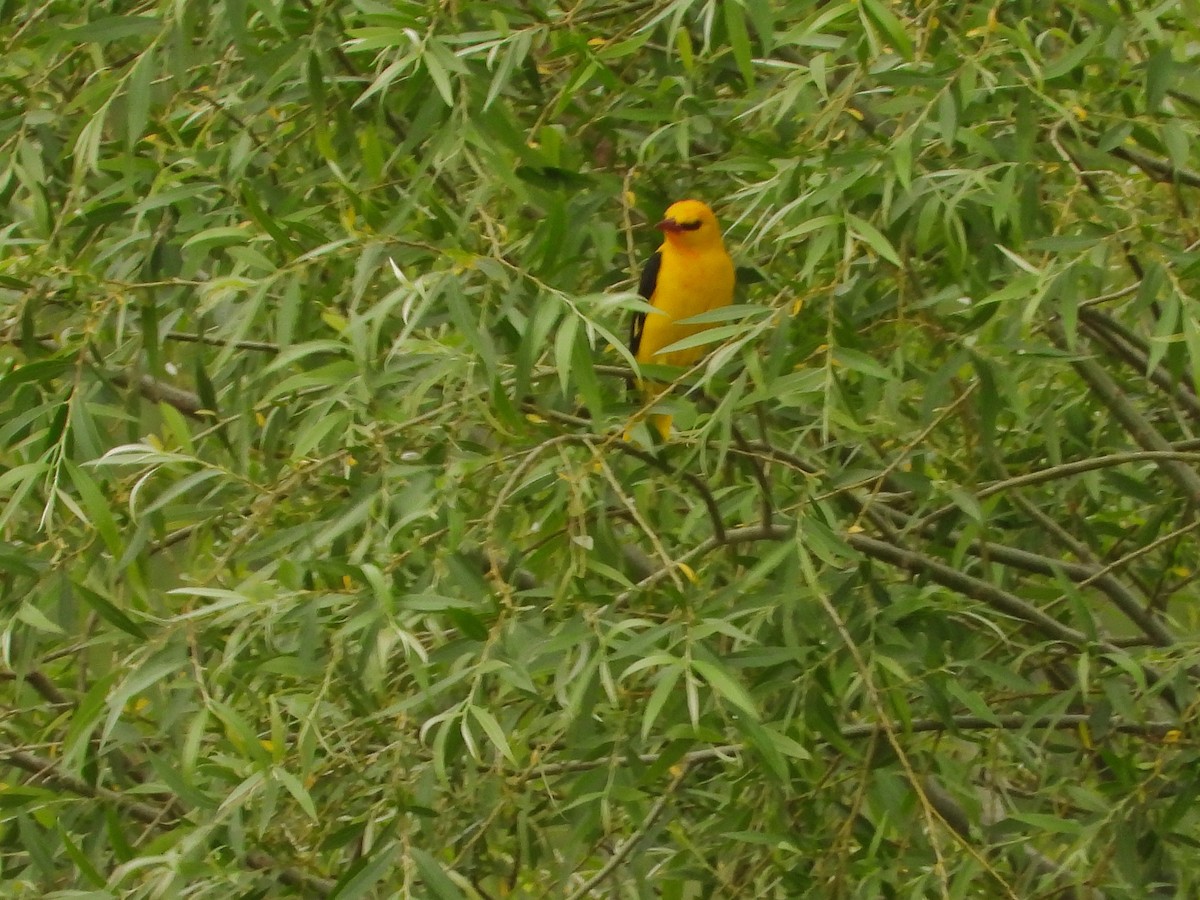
[57,824,106,887]
[1144,46,1173,111]
[724,1,755,86]
[410,848,467,900]
[845,214,901,265]
[65,16,161,44]
[1042,29,1101,81]
[423,41,458,106]
[732,717,798,782]
[101,646,186,745]
[124,47,155,149]
[65,462,123,558]
[937,88,958,148]
[554,314,577,397]
[675,304,769,327]
[274,768,319,820]
[75,583,147,640]
[654,322,754,357]
[860,0,914,60]
[17,602,64,635]
[468,705,516,763]
[675,26,695,72]
[642,665,683,739]
[331,837,399,899]
[1005,812,1084,836]
[831,347,890,379]
[691,659,759,719]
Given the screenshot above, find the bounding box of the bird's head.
[656,199,723,248]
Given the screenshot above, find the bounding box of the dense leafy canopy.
[3,0,1200,896]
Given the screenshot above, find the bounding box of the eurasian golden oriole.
[629,199,736,440]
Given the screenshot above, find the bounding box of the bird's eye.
[679,221,702,231]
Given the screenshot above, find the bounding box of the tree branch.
[1109,144,1200,189]
[912,450,1200,531]
[165,330,280,353]
[1049,322,1200,502]
[1079,308,1200,421]
[845,533,1090,646]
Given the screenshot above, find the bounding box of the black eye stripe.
[679,221,702,231]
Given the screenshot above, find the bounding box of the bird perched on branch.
[629,199,736,441]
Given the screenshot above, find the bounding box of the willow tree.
[2,0,1199,896]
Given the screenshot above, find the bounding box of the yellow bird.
[629,199,736,440]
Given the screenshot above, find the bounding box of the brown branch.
[0,746,173,826]
[845,533,1090,646]
[1079,308,1200,421]
[850,525,1182,708]
[1055,516,1200,604]
[109,371,208,419]
[1049,322,1200,502]
[9,669,69,705]
[868,497,1176,647]
[165,330,281,353]
[1,334,210,420]
[1109,144,1200,189]
[962,539,1175,646]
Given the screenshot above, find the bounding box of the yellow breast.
[636,244,735,367]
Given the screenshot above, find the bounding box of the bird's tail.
[624,382,673,442]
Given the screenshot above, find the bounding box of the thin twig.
[563,763,689,900]
[911,450,1200,532]
[526,714,1179,777]
[523,405,731,545]
[1051,517,1200,605]
[614,524,790,605]
[814,585,960,896]
[165,330,280,353]
[730,423,773,530]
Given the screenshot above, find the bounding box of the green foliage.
[3,0,1200,896]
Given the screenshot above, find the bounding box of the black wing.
[629,250,661,358]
